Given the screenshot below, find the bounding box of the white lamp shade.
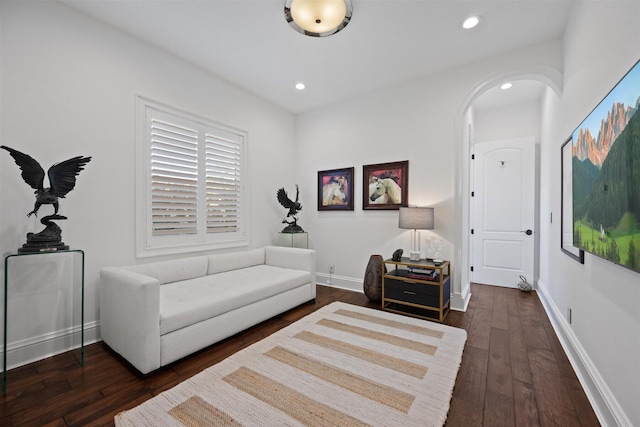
[399,207,434,230]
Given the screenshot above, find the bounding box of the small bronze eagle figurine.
[277,184,302,219]
[1,145,91,217]
[277,184,303,231]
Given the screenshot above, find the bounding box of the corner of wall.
[450,281,471,311]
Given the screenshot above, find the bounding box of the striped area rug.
[115,302,467,427]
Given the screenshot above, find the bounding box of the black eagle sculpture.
[1,145,91,252]
[276,184,304,233]
[1,146,91,217]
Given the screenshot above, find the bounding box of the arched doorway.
[450,67,563,311]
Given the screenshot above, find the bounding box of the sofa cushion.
[159,264,310,335]
[125,256,208,285]
[207,248,265,275]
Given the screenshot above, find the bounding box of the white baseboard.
[1,321,101,371]
[450,281,471,311]
[537,280,631,427]
[316,273,363,292]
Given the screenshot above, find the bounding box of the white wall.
[539,1,640,425]
[0,0,296,367]
[474,99,541,143]
[295,40,562,304]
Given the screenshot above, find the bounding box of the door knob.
[521,229,533,235]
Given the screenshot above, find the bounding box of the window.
[136,96,248,257]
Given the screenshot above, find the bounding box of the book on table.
[407,266,435,274]
[406,268,438,281]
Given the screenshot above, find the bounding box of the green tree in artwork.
[609,237,620,263]
[629,238,638,270]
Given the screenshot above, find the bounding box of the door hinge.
[471,191,475,197]
[471,229,474,234]
[470,266,474,272]
[471,154,475,160]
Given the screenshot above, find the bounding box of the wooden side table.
[381,257,450,322]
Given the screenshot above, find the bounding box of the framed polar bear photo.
[362,160,409,210]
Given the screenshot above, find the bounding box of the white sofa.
[100,246,316,374]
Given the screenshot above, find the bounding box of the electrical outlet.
[567,307,572,324]
[329,265,335,273]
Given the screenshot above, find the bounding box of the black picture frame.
[561,137,585,263]
[317,167,354,211]
[362,160,409,210]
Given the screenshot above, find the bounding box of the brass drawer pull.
[403,291,416,295]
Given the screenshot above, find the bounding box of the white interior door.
[471,138,535,288]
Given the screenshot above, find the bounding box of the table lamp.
[399,207,434,261]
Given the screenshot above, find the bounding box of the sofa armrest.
[265,246,316,286]
[100,267,161,374]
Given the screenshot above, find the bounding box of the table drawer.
[384,277,441,306]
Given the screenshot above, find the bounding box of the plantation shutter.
[206,133,242,234]
[150,116,199,237]
[138,97,247,256]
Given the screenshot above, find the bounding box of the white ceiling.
[473,80,546,111]
[60,0,574,114]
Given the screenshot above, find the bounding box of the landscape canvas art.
[572,60,640,273]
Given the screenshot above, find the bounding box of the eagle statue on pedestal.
[276,184,304,233]
[1,145,91,252]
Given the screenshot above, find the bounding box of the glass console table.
[276,232,308,249]
[3,249,85,393]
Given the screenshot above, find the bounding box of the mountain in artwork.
[574,98,639,168]
[574,109,640,231]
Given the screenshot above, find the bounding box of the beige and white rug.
[115,302,467,427]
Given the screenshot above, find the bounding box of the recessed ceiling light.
[462,16,480,29]
[500,83,513,90]
[295,82,306,90]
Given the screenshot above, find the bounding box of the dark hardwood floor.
[0,283,599,426]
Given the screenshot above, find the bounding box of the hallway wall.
[539,2,640,425]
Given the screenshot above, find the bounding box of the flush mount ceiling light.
[285,0,353,37]
[295,82,306,90]
[501,82,513,90]
[462,16,480,29]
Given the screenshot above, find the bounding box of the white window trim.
[135,95,250,258]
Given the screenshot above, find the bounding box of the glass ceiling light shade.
[285,0,352,37]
